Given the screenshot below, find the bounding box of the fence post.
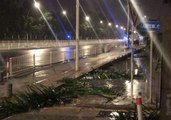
[33,54,35,76]
[6,57,10,79]
[50,51,52,66]
[136,92,143,120]
[9,58,12,77]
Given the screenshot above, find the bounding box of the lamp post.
[62,10,67,15]
[108,22,112,26]
[75,0,79,71]
[100,20,103,24]
[34,1,40,8]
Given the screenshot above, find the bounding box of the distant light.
[66,35,71,39]
[62,10,67,15]
[85,16,90,21]
[134,30,137,33]
[124,28,126,31]
[120,26,124,30]
[139,36,144,41]
[134,69,138,75]
[144,15,147,18]
[100,20,103,24]
[34,1,40,8]
[108,22,112,26]
[115,25,119,28]
[124,36,128,40]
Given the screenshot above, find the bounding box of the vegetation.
[0,78,121,119]
[81,68,130,80]
[0,61,159,119]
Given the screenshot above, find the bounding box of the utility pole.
[75,0,79,71]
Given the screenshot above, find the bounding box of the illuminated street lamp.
[34,1,40,8]
[108,22,112,26]
[115,24,119,28]
[143,15,147,19]
[120,26,124,30]
[100,20,103,24]
[62,10,67,15]
[85,16,90,21]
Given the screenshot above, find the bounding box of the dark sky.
[50,0,171,26]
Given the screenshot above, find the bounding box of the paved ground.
[4,95,135,120]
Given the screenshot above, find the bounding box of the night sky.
[0,0,170,38]
[54,0,171,25]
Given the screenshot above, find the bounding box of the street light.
[120,26,124,30]
[100,20,103,24]
[108,22,112,26]
[85,16,90,21]
[143,15,147,19]
[62,10,67,15]
[34,1,40,8]
[115,24,119,28]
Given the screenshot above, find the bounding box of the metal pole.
[149,31,153,103]
[126,0,130,46]
[75,0,79,71]
[131,26,134,102]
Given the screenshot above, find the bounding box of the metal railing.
[7,43,116,77]
[0,39,124,50]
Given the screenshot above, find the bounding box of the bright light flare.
[108,22,112,26]
[62,10,67,15]
[120,26,124,30]
[85,16,90,21]
[100,20,103,24]
[34,1,40,8]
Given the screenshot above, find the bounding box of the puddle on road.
[34,71,48,78]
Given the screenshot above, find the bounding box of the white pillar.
[75,0,80,71]
[9,58,12,77]
[149,31,153,103]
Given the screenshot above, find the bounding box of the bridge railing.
[0,39,124,50]
[7,43,117,77]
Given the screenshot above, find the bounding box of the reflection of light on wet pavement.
[109,112,119,120]
[35,71,47,77]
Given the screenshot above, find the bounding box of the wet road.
[0,44,109,67]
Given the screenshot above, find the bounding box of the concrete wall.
[160,15,171,119]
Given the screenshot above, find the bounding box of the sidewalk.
[4,95,135,120]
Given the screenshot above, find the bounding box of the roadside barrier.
[6,57,10,78]
[7,44,115,76]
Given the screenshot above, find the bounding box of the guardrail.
[0,39,125,50]
[5,43,116,77]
